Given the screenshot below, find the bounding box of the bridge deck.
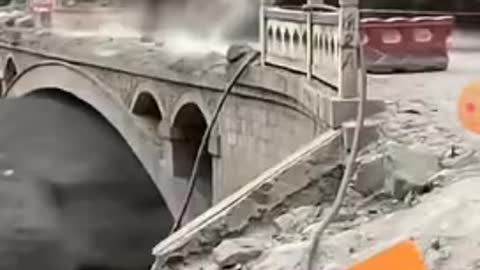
[0,28,228,81]
[0,28,337,115]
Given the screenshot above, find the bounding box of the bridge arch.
[169,92,218,218]
[5,61,178,217]
[169,92,213,125]
[130,89,165,132]
[171,102,213,212]
[0,54,18,97]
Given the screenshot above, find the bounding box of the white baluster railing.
[261,5,340,87]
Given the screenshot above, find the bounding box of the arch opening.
[171,102,213,215]
[7,88,173,270]
[131,91,163,123]
[4,57,18,89]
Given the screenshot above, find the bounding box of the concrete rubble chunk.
[273,206,321,233]
[440,145,479,170]
[354,153,386,196]
[386,142,441,199]
[212,238,265,267]
[342,119,381,152]
[249,242,307,270]
[14,15,34,28]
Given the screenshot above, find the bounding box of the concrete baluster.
[338,0,360,98]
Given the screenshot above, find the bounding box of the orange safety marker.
[459,81,480,135]
[348,240,427,270]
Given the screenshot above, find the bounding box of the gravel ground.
[368,28,480,147]
[157,28,480,270]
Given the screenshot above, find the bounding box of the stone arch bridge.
[0,33,342,225]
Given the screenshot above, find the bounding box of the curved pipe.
[306,45,368,270]
[170,51,261,233]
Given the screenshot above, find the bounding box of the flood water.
[0,90,173,270]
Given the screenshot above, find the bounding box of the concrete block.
[273,206,321,233]
[212,238,264,267]
[342,120,381,151]
[353,153,386,196]
[385,142,441,199]
[14,15,34,28]
[329,98,386,128]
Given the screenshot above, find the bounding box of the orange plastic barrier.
[361,16,454,73]
[458,81,480,135]
[30,0,54,13]
[349,240,427,270]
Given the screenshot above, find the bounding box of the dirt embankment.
[159,99,480,270]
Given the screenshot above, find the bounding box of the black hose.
[169,51,260,234]
[306,45,367,270]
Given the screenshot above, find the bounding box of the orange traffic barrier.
[459,81,480,135]
[349,240,426,270]
[361,16,454,73]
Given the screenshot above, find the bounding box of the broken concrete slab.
[213,238,265,267]
[342,119,382,152]
[385,142,441,199]
[307,176,480,270]
[248,241,308,270]
[14,15,34,28]
[273,206,321,233]
[353,153,387,196]
[329,97,386,128]
[152,131,342,265]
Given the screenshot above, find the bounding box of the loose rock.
[212,238,265,267]
[354,153,386,196]
[273,206,321,233]
[249,242,307,270]
[386,142,441,199]
[14,15,34,28]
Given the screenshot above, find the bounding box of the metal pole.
[306,10,313,80]
[259,0,267,66]
[338,0,360,98]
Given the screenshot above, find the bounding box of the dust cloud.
[141,0,259,40]
[0,90,173,270]
[53,0,260,54]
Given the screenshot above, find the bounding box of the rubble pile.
[159,100,480,270]
[0,10,33,29]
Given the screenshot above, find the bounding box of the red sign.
[31,0,54,13]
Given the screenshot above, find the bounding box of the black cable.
[169,51,260,234]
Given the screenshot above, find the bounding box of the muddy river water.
[0,90,173,270]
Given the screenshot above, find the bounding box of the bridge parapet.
[261,4,340,87]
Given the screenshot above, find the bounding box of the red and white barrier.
[360,16,454,73]
[30,0,54,13]
[30,0,54,28]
